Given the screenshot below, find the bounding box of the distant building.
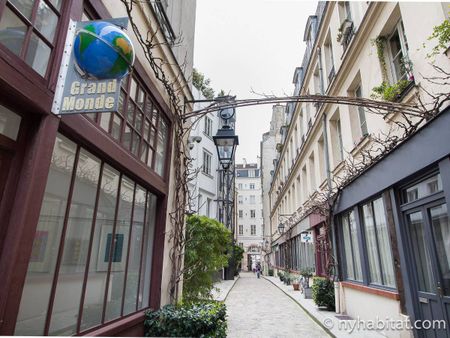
[260,104,285,271]
[235,161,263,271]
[188,87,220,219]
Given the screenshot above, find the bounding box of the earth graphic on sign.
[73,21,134,79]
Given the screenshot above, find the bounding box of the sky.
[193,0,318,164]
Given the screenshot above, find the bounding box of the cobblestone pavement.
[225,272,330,338]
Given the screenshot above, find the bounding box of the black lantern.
[278,222,285,234]
[213,126,239,170]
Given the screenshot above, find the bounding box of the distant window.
[248,170,255,178]
[0,0,63,77]
[250,210,256,218]
[239,225,243,235]
[238,183,243,189]
[202,150,212,175]
[250,195,256,204]
[250,183,255,189]
[238,195,243,204]
[204,117,213,137]
[206,198,212,217]
[251,225,256,235]
[387,20,410,82]
[355,86,368,137]
[238,210,243,218]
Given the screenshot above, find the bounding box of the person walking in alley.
[256,263,261,278]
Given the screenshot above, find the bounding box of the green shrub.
[268,269,274,276]
[371,80,411,102]
[183,215,231,303]
[144,301,227,338]
[232,244,244,275]
[312,277,335,311]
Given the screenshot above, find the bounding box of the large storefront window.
[87,74,170,177]
[361,198,395,287]
[341,211,362,281]
[15,133,157,336]
[0,0,62,77]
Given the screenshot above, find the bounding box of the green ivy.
[232,244,244,275]
[183,215,231,303]
[372,36,388,82]
[144,301,227,338]
[371,79,411,102]
[312,277,335,311]
[428,18,450,58]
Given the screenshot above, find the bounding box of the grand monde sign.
[52,18,134,115]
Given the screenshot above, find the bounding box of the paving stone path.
[225,272,330,338]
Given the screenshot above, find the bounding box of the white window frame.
[203,116,213,137]
[202,150,212,176]
[387,20,409,83]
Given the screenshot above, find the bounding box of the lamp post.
[213,99,239,280]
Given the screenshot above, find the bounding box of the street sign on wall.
[300,231,313,243]
[52,18,134,115]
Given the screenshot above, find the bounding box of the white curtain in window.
[349,211,363,281]
[342,215,355,280]
[373,198,396,287]
[363,203,382,284]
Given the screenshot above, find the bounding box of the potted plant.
[283,272,291,286]
[300,268,314,299]
[278,271,284,282]
[292,275,300,291]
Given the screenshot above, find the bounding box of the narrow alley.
[225,272,330,338]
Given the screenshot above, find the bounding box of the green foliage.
[312,277,335,311]
[300,267,315,278]
[371,80,411,102]
[183,215,231,303]
[192,68,215,99]
[232,244,244,274]
[268,269,274,276]
[144,301,227,338]
[428,18,450,58]
[371,36,388,82]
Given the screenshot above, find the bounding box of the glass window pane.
[0,7,27,56]
[430,204,450,296]
[144,98,152,118]
[25,32,51,76]
[155,118,168,176]
[362,203,382,285]
[129,78,137,100]
[143,119,150,141]
[147,148,153,168]
[140,142,148,163]
[0,103,21,140]
[131,133,139,156]
[49,149,101,336]
[9,0,35,19]
[118,91,125,115]
[15,134,77,336]
[123,186,146,315]
[405,174,443,203]
[127,102,135,123]
[152,108,158,126]
[49,0,62,11]
[349,211,363,281]
[111,114,122,140]
[138,192,157,309]
[149,127,156,145]
[135,112,143,133]
[105,177,135,322]
[373,198,395,287]
[81,165,120,331]
[99,112,111,132]
[123,124,131,150]
[35,1,58,42]
[342,214,354,280]
[407,211,434,293]
[136,88,145,109]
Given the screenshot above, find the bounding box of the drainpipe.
[317,47,325,95]
[322,113,340,313]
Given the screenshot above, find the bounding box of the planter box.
[303,287,313,299]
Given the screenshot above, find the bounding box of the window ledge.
[201,171,214,179]
[341,281,399,300]
[202,132,213,140]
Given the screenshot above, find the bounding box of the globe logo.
[73,21,135,80]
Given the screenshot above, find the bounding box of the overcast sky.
[193,0,318,164]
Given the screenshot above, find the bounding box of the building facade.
[0,0,195,336]
[236,161,264,271]
[268,2,450,338]
[260,104,285,271]
[188,87,220,219]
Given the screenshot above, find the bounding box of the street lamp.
[214,99,239,281]
[278,222,285,234]
[213,126,239,170]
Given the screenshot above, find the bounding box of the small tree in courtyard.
[183,215,231,303]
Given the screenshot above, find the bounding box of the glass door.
[404,201,450,338]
